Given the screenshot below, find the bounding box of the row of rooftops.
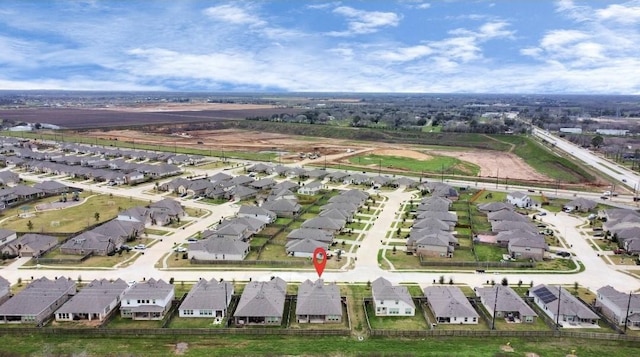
[0,275,636,326]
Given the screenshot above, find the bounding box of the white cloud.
[328,6,401,36]
[374,45,433,62]
[596,3,640,24]
[203,4,266,27]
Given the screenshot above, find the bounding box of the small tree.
[169,277,175,285]
[501,277,508,286]
[94,212,100,222]
[366,280,371,290]
[573,281,579,292]
[77,275,82,284]
[517,280,523,288]
[26,220,33,231]
[17,278,22,286]
[392,246,397,255]
[438,275,445,284]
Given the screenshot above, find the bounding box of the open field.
[0,105,302,129]
[0,334,637,357]
[0,193,148,233]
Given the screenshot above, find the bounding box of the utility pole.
[495,168,499,189]
[624,290,633,333]
[491,285,499,330]
[556,286,562,330]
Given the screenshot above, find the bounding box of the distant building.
[560,128,582,134]
[596,129,628,136]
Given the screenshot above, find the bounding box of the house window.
[405,309,412,314]
[464,317,468,322]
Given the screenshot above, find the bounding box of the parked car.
[174,247,187,252]
[556,251,571,257]
[134,244,146,250]
[613,249,626,255]
[186,237,198,243]
[538,212,547,216]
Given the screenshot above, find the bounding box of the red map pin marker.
[313,247,327,278]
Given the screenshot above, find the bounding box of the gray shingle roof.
[234,277,287,318]
[530,285,599,320]
[56,278,129,315]
[189,237,249,256]
[122,278,173,301]
[424,286,479,319]
[476,286,537,317]
[296,279,342,316]
[179,279,233,312]
[285,238,330,254]
[372,277,415,309]
[0,277,75,317]
[286,228,334,243]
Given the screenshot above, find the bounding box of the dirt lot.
[83,129,547,181]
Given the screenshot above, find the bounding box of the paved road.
[533,128,640,192]
[2,160,639,293]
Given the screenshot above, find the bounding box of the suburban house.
[529,285,599,327]
[237,205,276,224]
[563,198,597,213]
[33,180,69,195]
[406,231,458,257]
[60,231,118,256]
[475,285,537,323]
[0,276,10,305]
[188,237,250,261]
[148,198,185,224]
[179,278,234,319]
[120,278,174,320]
[261,199,301,217]
[1,233,57,258]
[234,277,287,326]
[0,277,76,324]
[55,278,129,323]
[424,286,479,324]
[0,229,17,246]
[117,206,152,226]
[596,285,640,328]
[506,192,532,208]
[371,277,415,316]
[285,238,330,258]
[296,279,342,323]
[0,171,20,186]
[477,202,514,212]
[298,181,324,196]
[508,236,548,261]
[286,228,334,243]
[301,216,344,233]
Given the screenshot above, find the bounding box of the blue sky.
[0,0,639,94]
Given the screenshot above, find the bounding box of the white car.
[174,247,187,253]
[134,244,146,250]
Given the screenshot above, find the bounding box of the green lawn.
[474,244,507,262]
[168,316,227,329]
[0,193,147,233]
[365,301,428,330]
[0,333,636,357]
[348,153,480,176]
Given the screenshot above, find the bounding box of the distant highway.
[532,128,640,194]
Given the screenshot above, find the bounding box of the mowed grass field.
[0,194,148,233]
[348,153,480,176]
[0,334,637,357]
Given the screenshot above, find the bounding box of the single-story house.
[55,278,129,322]
[1,233,58,258]
[529,285,599,327]
[179,278,234,318]
[234,277,287,326]
[475,285,537,323]
[0,277,76,325]
[506,192,532,208]
[188,237,249,261]
[424,286,479,324]
[296,279,342,323]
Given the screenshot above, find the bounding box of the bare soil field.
[0,106,301,129]
[429,149,549,181]
[83,128,547,181]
